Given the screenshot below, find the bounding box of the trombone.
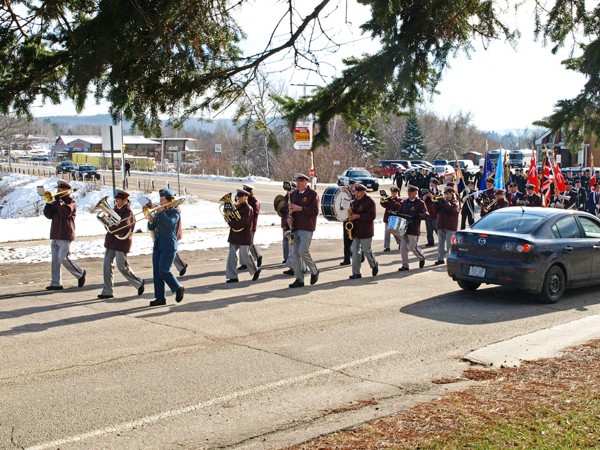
[108,198,184,235]
[16,188,78,215]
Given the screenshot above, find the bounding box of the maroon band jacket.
[381,196,402,223]
[289,186,319,232]
[104,202,134,253]
[350,194,376,239]
[434,199,460,231]
[227,202,254,246]
[43,195,76,241]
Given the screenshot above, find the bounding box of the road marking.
[26,351,398,450]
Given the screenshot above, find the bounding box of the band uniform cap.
[242,184,254,191]
[407,185,419,192]
[485,177,494,183]
[291,181,297,188]
[159,188,175,198]
[348,179,357,185]
[574,178,582,183]
[429,178,439,184]
[444,186,455,193]
[390,186,399,192]
[114,189,130,200]
[57,181,71,190]
[495,188,505,195]
[526,183,536,189]
[236,188,250,197]
[508,182,517,187]
[354,183,367,191]
[295,173,309,181]
[565,179,573,185]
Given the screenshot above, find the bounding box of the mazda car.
[447,207,600,303]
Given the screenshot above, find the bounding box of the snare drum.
[386,215,408,237]
[321,185,352,222]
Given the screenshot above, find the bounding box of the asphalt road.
[2,235,600,449]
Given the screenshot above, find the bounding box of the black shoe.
[283,269,294,276]
[137,280,145,296]
[237,264,247,271]
[383,248,391,252]
[282,260,287,264]
[252,269,261,281]
[425,243,435,247]
[226,279,239,284]
[45,285,64,291]
[97,294,114,299]
[339,260,351,266]
[78,270,86,288]
[175,286,185,303]
[372,263,379,276]
[419,259,425,269]
[310,271,319,285]
[179,264,188,277]
[398,267,409,272]
[149,298,166,306]
[434,260,445,266]
[289,280,305,288]
[257,256,263,267]
[361,254,365,263]
[349,274,362,279]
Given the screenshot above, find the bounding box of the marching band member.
[147,188,184,306]
[97,189,145,299]
[524,183,543,206]
[381,186,402,251]
[398,186,428,272]
[43,181,86,290]
[476,177,496,217]
[421,178,440,247]
[506,182,525,206]
[347,183,379,279]
[288,173,320,288]
[574,178,588,211]
[460,180,476,229]
[243,184,263,268]
[281,181,296,265]
[340,180,357,266]
[434,186,460,266]
[587,183,600,216]
[488,188,510,213]
[225,189,261,283]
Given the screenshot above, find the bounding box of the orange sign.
[294,126,310,142]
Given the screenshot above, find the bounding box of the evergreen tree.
[401,116,425,159]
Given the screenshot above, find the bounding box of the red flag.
[541,156,552,206]
[553,160,566,193]
[527,153,539,193]
[591,153,596,188]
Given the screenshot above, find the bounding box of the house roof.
[56,135,159,146]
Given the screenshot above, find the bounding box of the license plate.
[469,266,485,277]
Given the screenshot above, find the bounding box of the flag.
[541,155,552,206]
[553,159,566,193]
[503,151,511,186]
[527,151,539,193]
[494,151,504,189]
[453,151,465,195]
[479,152,493,191]
[591,153,596,188]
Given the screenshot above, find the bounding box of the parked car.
[410,160,435,170]
[31,155,50,161]
[448,159,478,174]
[433,164,456,178]
[447,207,600,303]
[337,168,379,191]
[55,161,75,174]
[431,159,449,166]
[72,164,100,180]
[369,161,407,178]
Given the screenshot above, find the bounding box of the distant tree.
[401,115,426,159]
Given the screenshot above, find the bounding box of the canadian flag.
[553,161,566,193]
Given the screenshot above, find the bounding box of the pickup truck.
[369,160,410,178]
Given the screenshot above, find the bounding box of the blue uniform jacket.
[148,208,180,252]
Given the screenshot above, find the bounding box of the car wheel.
[538,265,565,304]
[457,280,480,291]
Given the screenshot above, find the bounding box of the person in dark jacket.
[347,184,379,279]
[397,186,429,271]
[573,179,588,211]
[421,178,440,246]
[393,169,404,192]
[243,184,263,268]
[587,183,600,216]
[225,189,261,283]
[43,181,86,290]
[381,186,402,251]
[340,180,357,266]
[288,173,320,288]
[147,188,184,306]
[460,180,476,229]
[97,189,145,299]
[434,186,460,265]
[506,182,525,206]
[524,184,543,207]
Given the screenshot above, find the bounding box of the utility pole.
[291,83,319,184]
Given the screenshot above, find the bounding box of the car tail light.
[451,234,464,245]
[502,241,534,252]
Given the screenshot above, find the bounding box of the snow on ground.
[0,173,391,264]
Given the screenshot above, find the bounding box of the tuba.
[92,196,133,240]
[219,193,242,223]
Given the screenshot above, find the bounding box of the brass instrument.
[379,189,389,206]
[92,196,133,241]
[108,197,184,237]
[219,193,242,223]
[420,188,444,202]
[481,198,497,214]
[345,207,354,240]
[16,187,78,215]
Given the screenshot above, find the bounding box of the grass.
[289,339,600,450]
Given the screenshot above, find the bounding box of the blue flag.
[494,151,504,189]
[479,153,493,191]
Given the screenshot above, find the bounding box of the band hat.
[390,186,399,192]
[485,177,494,183]
[444,186,455,193]
[407,185,419,192]
[57,181,71,190]
[114,189,130,199]
[242,184,254,191]
[236,188,250,197]
[159,188,175,198]
[495,188,505,195]
[508,182,517,187]
[429,178,439,184]
[526,183,536,189]
[348,179,357,185]
[295,173,309,181]
[354,183,367,191]
[574,178,582,183]
[565,179,573,185]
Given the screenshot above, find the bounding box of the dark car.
[337,168,379,191]
[72,164,101,180]
[447,207,600,303]
[55,161,75,174]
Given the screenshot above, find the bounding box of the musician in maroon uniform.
[243,184,263,268]
[476,177,496,217]
[488,188,510,213]
[98,189,145,299]
[398,186,429,271]
[347,184,379,279]
[381,186,402,251]
[433,186,460,266]
[288,173,320,288]
[506,182,525,206]
[225,189,261,283]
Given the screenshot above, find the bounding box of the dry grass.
[289,339,600,449]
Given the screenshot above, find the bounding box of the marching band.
[35,160,600,304]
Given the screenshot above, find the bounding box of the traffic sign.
[309,168,315,177]
[293,141,312,150]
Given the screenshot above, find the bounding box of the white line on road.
[26,351,399,450]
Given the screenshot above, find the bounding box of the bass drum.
[321,185,352,222]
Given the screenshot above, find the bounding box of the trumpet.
[16,188,78,215]
[379,189,390,206]
[345,207,354,240]
[106,198,184,237]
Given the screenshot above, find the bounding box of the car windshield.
[348,170,371,177]
[79,165,94,170]
[472,210,545,234]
